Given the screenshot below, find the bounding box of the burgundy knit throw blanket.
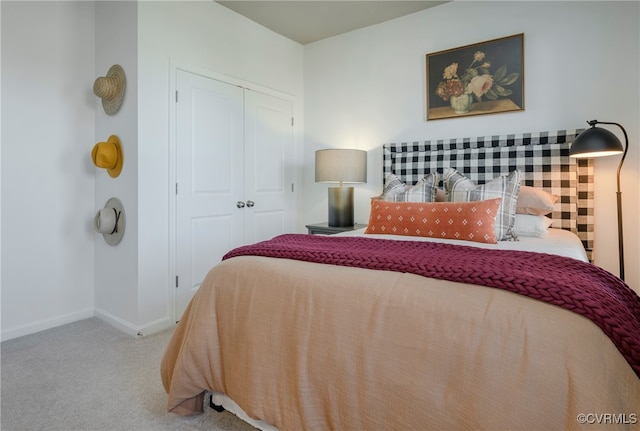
[223,234,640,377]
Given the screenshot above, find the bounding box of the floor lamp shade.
[315,149,367,227]
[570,120,628,281]
[570,125,624,158]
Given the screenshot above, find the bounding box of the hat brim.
[106,135,123,178]
[101,197,125,246]
[101,65,126,116]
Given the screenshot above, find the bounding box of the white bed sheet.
[337,227,589,262]
[209,392,277,431]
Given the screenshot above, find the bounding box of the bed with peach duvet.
[162,130,640,430]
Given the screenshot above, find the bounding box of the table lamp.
[315,149,367,227]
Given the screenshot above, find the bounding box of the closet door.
[243,89,294,244]
[175,70,244,319]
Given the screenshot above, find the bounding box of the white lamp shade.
[315,149,367,183]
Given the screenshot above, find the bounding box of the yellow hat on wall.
[92,135,123,178]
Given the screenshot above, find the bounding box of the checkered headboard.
[383,129,594,260]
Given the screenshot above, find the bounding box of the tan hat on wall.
[93,64,126,116]
[92,135,123,178]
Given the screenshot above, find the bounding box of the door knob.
[236,201,245,208]
[246,200,255,207]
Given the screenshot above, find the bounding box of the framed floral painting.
[426,33,524,121]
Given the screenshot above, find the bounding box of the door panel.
[190,215,231,292]
[191,89,235,193]
[244,90,294,244]
[176,70,244,319]
[252,210,286,242]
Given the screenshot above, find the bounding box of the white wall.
[0,0,303,340]
[136,1,304,329]
[1,1,96,339]
[303,1,640,291]
[93,1,139,334]
[1,0,3,334]
[2,0,637,340]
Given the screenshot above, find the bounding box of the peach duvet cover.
[162,237,639,430]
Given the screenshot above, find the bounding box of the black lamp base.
[328,187,354,227]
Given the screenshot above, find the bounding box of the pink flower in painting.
[473,51,486,62]
[468,74,494,98]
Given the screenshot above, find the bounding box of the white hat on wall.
[94,197,125,246]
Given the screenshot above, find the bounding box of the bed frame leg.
[209,394,225,412]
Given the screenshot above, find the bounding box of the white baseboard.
[93,308,174,338]
[1,309,175,342]
[135,316,175,337]
[1,308,94,342]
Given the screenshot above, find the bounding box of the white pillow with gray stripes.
[444,168,521,241]
[382,173,438,202]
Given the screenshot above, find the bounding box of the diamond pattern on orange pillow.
[365,198,502,244]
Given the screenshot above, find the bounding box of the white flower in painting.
[468,74,494,98]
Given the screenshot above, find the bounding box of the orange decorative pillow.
[365,198,502,244]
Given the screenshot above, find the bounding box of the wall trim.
[94,307,174,338]
[1,308,94,342]
[136,316,175,337]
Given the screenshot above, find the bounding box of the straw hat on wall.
[93,64,126,116]
[92,135,123,178]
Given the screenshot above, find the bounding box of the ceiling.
[216,1,449,45]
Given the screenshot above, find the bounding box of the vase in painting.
[449,93,472,114]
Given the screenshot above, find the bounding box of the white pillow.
[382,173,438,202]
[444,168,521,241]
[513,214,553,237]
[381,173,407,200]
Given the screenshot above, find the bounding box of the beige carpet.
[1,318,257,431]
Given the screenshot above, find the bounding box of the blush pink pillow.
[365,198,502,244]
[516,185,558,215]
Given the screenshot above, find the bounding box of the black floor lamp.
[570,120,628,281]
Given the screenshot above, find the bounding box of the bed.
[161,129,640,430]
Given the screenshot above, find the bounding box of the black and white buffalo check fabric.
[383,130,594,261]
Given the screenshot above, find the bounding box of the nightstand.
[305,222,367,235]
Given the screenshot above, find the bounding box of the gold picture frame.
[426,33,524,121]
